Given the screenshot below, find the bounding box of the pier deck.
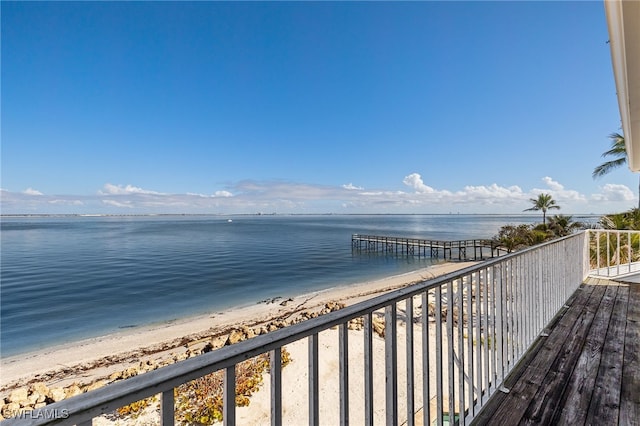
[351,234,501,261]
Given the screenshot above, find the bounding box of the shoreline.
[0,261,477,404]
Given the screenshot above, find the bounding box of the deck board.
[620,284,640,426]
[476,284,597,425]
[585,284,627,425]
[471,278,639,426]
[553,284,618,424]
[521,285,612,425]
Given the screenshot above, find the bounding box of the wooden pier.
[351,234,500,261]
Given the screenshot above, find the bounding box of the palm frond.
[593,133,627,178]
[592,158,627,178]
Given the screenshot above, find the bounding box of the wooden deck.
[471,277,640,425]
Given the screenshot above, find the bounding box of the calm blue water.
[1,214,593,357]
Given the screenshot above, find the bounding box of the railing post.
[482,268,490,404]
[270,348,282,426]
[457,277,465,424]
[161,389,175,426]
[309,333,319,426]
[223,366,236,426]
[364,313,374,425]
[466,273,475,421]
[385,303,398,426]
[339,323,349,426]
[446,280,455,424]
[406,296,415,426]
[422,291,431,426]
[617,231,621,276]
[435,285,444,426]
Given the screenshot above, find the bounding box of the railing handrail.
[13,231,590,426]
[352,234,496,245]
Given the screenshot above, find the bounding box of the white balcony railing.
[588,229,640,278]
[5,232,594,426]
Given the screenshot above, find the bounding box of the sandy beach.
[1,261,476,423]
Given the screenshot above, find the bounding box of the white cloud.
[23,187,43,196]
[99,183,163,195]
[532,176,586,202]
[342,183,363,190]
[0,176,624,214]
[542,176,564,191]
[462,184,525,201]
[402,173,435,193]
[49,199,84,206]
[592,184,635,202]
[102,199,134,208]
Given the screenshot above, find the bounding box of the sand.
[1,261,476,424]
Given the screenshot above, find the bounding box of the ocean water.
[0,214,593,357]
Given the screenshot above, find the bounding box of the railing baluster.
[406,296,415,426]
[224,365,236,426]
[489,266,501,391]
[447,281,455,425]
[607,231,611,275]
[270,348,282,426]
[627,231,632,272]
[309,333,319,426]
[436,285,444,426]
[161,389,175,426]
[496,265,504,385]
[385,303,398,426]
[457,278,465,424]
[422,291,431,426]
[339,323,349,426]
[364,313,374,425]
[509,258,517,365]
[474,270,483,412]
[516,255,523,360]
[617,231,621,276]
[596,230,601,274]
[466,274,474,421]
[482,268,490,404]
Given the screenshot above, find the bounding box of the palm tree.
[547,214,584,237]
[593,132,639,209]
[524,193,560,226]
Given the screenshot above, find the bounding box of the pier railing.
[588,229,640,277]
[14,231,592,426]
[352,234,502,261]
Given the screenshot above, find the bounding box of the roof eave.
[605,0,640,172]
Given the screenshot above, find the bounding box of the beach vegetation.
[599,208,640,230]
[523,193,560,226]
[174,349,291,425]
[493,224,532,253]
[492,215,585,253]
[113,349,291,424]
[546,215,584,237]
[115,396,157,418]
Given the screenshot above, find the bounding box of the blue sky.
[1,1,636,215]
